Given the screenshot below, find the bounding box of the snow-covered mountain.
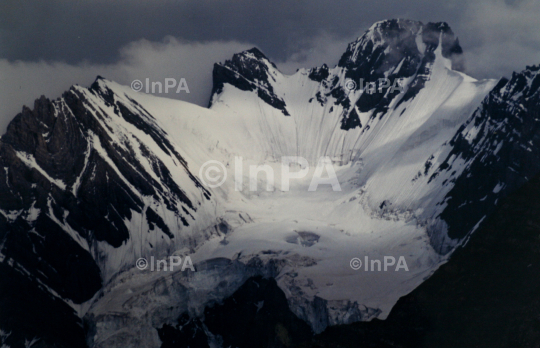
[1,19,540,348]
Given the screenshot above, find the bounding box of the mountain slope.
[436,65,540,241]
[0,79,220,347]
[307,160,540,348]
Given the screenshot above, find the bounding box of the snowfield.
[82,32,497,346]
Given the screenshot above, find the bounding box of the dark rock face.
[204,276,313,347]
[158,314,210,348]
[0,77,210,347]
[336,19,463,121]
[308,64,330,83]
[339,18,424,117]
[0,262,89,348]
[159,276,313,348]
[338,20,462,78]
[340,107,362,130]
[343,20,461,116]
[432,65,540,242]
[304,167,540,348]
[0,81,206,249]
[209,47,290,116]
[0,94,104,307]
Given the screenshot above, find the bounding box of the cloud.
[457,0,540,79]
[274,32,358,74]
[0,39,252,134]
[0,0,464,64]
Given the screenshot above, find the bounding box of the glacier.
[80,21,497,346]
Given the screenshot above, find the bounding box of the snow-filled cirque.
[2,19,540,347]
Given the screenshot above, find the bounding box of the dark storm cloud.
[1,0,464,64]
[1,0,539,134]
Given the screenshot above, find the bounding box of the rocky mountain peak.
[339,19,463,76]
[209,46,289,115]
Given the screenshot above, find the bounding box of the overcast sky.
[1,0,539,133]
